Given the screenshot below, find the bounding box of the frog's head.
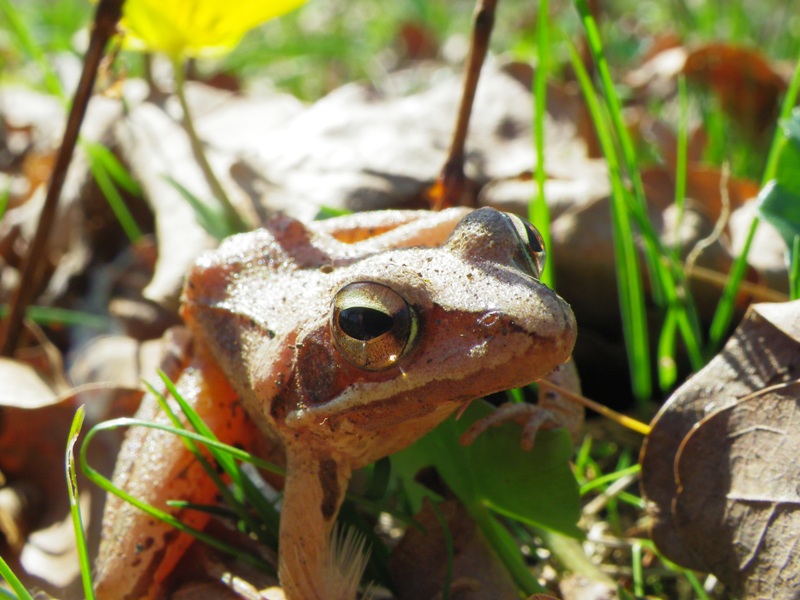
[285,208,576,461]
[183,208,576,464]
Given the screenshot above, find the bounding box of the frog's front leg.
[278,441,359,600]
[279,445,357,600]
[95,344,260,599]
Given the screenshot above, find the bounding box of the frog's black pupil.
[339,307,394,341]
[523,222,544,253]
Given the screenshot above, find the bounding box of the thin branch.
[432,0,498,210]
[1,0,124,356]
[173,61,247,233]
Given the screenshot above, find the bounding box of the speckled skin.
[95,207,576,599]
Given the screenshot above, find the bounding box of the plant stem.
[1,0,123,357]
[434,0,498,209]
[172,60,248,233]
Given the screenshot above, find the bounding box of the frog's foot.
[460,401,558,451]
[460,361,584,451]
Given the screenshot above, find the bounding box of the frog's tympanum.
[95,207,577,599]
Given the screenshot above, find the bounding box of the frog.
[94,207,578,600]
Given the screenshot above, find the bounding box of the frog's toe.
[459,401,557,451]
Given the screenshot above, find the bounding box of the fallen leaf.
[683,43,787,140]
[627,40,787,141]
[640,300,800,575]
[397,21,439,62]
[242,61,596,214]
[673,380,800,597]
[389,499,519,600]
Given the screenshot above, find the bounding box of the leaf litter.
[0,9,798,598]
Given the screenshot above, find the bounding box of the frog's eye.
[331,282,418,371]
[504,213,547,279]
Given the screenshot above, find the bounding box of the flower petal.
[122,0,307,60]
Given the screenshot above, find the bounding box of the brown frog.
[95,207,577,599]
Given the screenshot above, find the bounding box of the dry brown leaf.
[242,61,595,214]
[640,300,800,576]
[389,499,519,600]
[625,45,687,98]
[0,328,143,594]
[0,383,142,596]
[673,381,800,597]
[550,191,739,332]
[397,21,440,62]
[683,43,787,139]
[0,361,76,591]
[729,201,791,296]
[112,64,600,308]
[627,41,787,142]
[628,110,707,167]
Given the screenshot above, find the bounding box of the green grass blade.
[617,491,645,509]
[79,417,276,571]
[146,377,280,544]
[639,539,712,600]
[579,464,641,496]
[473,503,544,594]
[570,2,707,389]
[146,380,249,509]
[530,0,553,288]
[156,372,281,539]
[672,76,689,258]
[65,407,95,600]
[708,52,800,353]
[85,143,143,243]
[0,305,110,330]
[166,176,236,241]
[572,0,654,252]
[572,0,641,195]
[0,185,9,220]
[631,542,644,597]
[0,0,65,99]
[0,555,34,600]
[565,36,651,400]
[82,141,143,197]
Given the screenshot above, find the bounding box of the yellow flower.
[121,0,307,60]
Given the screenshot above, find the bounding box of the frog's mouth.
[285,317,574,433]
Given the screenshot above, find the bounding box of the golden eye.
[503,213,546,279]
[331,282,418,371]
